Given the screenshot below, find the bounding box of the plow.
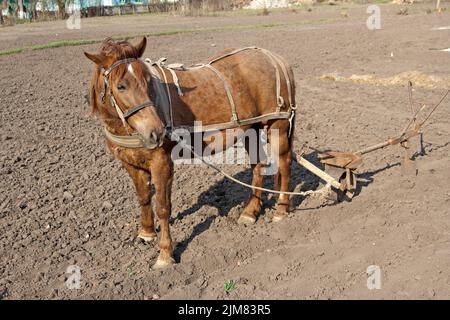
[297,83,449,202]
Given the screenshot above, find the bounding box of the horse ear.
[84,52,108,67]
[134,37,147,58]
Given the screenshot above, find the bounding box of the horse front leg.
[238,130,266,224]
[150,151,175,269]
[238,162,264,224]
[122,161,156,241]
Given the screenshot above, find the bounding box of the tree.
[55,0,76,19]
[0,0,6,25]
[28,0,38,20]
[55,0,65,18]
[18,0,23,18]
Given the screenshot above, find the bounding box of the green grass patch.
[257,23,277,28]
[30,39,100,51]
[0,17,336,57]
[224,280,236,293]
[115,23,283,41]
[0,48,24,56]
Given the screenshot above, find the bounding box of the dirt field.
[1,3,450,300]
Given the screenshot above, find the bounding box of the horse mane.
[88,38,144,116]
[99,37,141,61]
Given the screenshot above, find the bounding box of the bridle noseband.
[100,58,155,131]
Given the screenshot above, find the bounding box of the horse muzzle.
[139,126,166,149]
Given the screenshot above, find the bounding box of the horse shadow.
[171,150,333,261]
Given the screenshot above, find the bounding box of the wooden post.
[436,0,441,12]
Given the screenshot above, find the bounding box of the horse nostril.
[150,131,158,144]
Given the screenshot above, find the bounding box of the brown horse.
[84,37,296,268]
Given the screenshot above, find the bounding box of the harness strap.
[156,62,174,129]
[204,64,239,124]
[144,59,173,131]
[104,111,292,148]
[104,127,145,148]
[152,58,184,96]
[123,101,154,119]
[257,48,297,136]
[174,111,292,134]
[208,46,257,65]
[269,51,294,108]
[167,68,183,96]
[104,58,137,76]
[110,94,127,128]
[259,48,283,112]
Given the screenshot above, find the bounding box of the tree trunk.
[28,0,37,21]
[2,0,10,24]
[18,0,23,18]
[0,0,4,24]
[56,0,66,19]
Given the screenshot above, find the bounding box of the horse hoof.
[238,213,256,225]
[152,257,175,269]
[272,214,287,223]
[137,230,157,242]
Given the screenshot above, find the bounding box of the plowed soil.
[1,3,449,299]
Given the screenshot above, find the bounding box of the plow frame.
[296,84,449,202]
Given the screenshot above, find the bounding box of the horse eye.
[117,83,127,92]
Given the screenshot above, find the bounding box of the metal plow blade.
[318,151,360,201]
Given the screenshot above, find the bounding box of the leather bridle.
[100,58,155,131]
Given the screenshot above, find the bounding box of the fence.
[0,0,240,25]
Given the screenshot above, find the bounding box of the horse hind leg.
[273,148,292,222]
[268,120,293,223]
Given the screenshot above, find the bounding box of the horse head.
[84,37,166,148]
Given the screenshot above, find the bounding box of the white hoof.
[137,230,157,242]
[238,214,256,225]
[152,257,175,269]
[272,214,287,223]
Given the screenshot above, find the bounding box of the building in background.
[1,0,159,18]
